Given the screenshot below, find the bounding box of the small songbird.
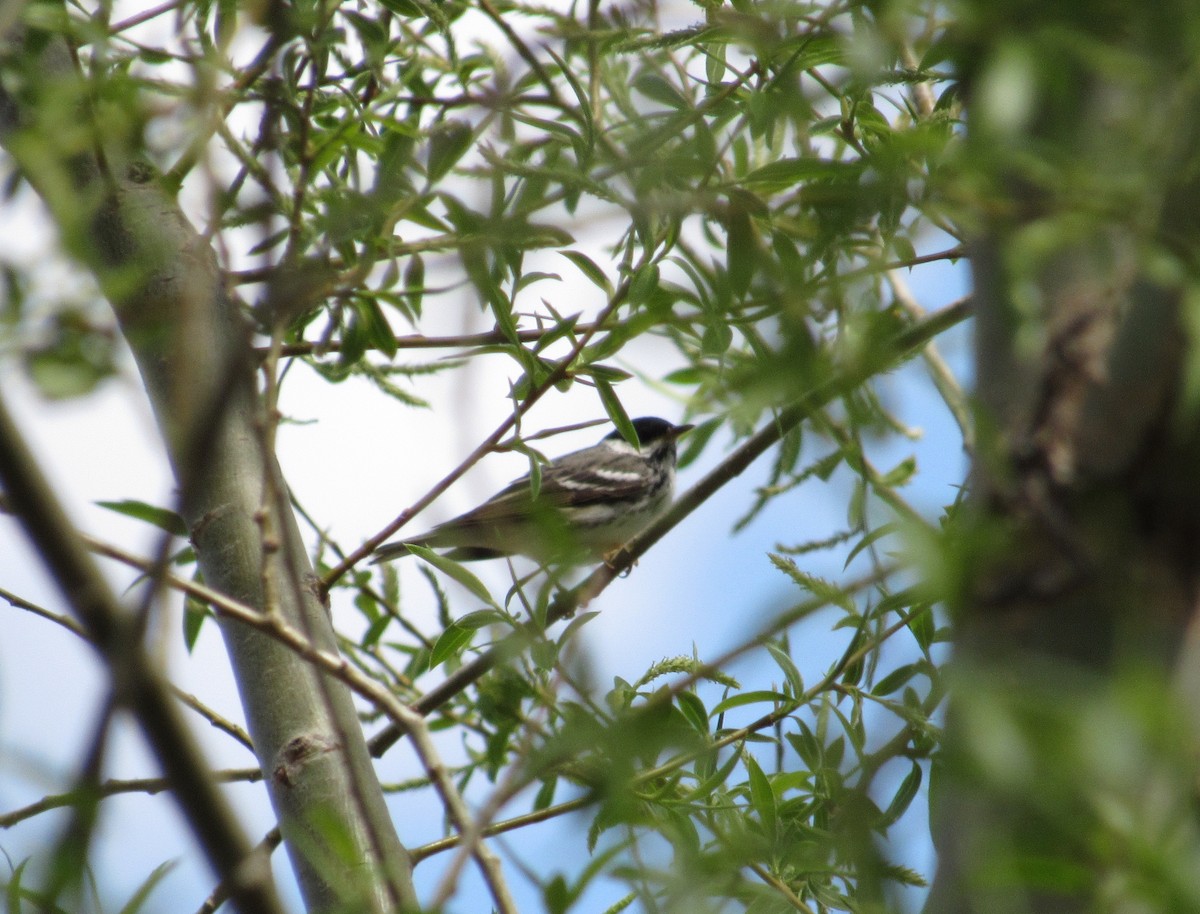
[371,416,693,564]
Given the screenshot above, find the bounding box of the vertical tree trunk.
[0,29,416,913]
[928,4,1200,912]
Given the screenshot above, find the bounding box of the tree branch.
[0,768,263,829]
[0,26,416,912]
[369,295,972,756]
[0,585,255,752]
[0,392,283,914]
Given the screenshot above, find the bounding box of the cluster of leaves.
[0,0,972,910]
[334,538,946,912]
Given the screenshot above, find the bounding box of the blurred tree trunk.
[0,28,416,914]
[928,5,1200,912]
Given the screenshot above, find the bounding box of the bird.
[370,416,694,564]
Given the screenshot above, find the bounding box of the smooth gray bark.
[0,27,417,913]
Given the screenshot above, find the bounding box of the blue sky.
[0,244,971,913]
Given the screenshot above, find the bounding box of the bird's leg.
[601,545,636,577]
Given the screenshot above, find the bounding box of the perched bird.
[371,416,693,564]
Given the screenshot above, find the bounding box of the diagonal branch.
[0,391,283,914]
[0,25,416,912]
[368,295,973,756]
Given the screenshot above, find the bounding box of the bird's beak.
[671,423,695,439]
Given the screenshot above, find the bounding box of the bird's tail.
[370,540,510,563]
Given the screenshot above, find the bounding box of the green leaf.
[379,0,423,16]
[907,603,936,651]
[677,417,720,469]
[579,364,633,383]
[742,157,861,192]
[340,305,368,365]
[628,262,660,302]
[508,111,583,147]
[726,208,755,297]
[600,893,638,914]
[26,342,113,399]
[595,378,636,446]
[844,522,900,570]
[710,690,790,716]
[878,761,922,828]
[117,860,178,914]
[426,119,474,182]
[429,610,505,669]
[404,254,425,315]
[633,73,689,109]
[362,614,391,648]
[183,592,208,652]
[558,611,599,647]
[544,874,570,914]
[560,251,613,295]
[354,296,397,358]
[407,545,499,609]
[765,642,804,697]
[7,859,28,914]
[891,234,917,265]
[532,313,580,353]
[745,755,777,835]
[534,776,557,811]
[488,288,521,346]
[787,723,823,768]
[675,691,709,734]
[873,662,923,697]
[880,456,917,487]
[545,46,595,154]
[96,500,187,536]
[701,320,733,354]
[527,454,542,501]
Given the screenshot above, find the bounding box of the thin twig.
[0,391,282,914]
[409,795,592,863]
[110,0,183,34]
[395,705,519,914]
[171,690,254,751]
[321,246,660,590]
[0,769,262,828]
[369,296,973,756]
[193,827,284,914]
[260,320,601,358]
[888,269,975,453]
[1,587,254,751]
[0,586,85,637]
[748,861,818,913]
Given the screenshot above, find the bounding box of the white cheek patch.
[602,439,640,456]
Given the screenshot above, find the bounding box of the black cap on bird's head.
[605,416,694,449]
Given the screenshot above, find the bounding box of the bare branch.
[0,768,262,829]
[369,296,972,757]
[396,703,518,914]
[2,586,254,751]
[0,392,282,914]
[322,245,663,589]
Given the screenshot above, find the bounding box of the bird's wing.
[536,448,654,505]
[432,448,651,531]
